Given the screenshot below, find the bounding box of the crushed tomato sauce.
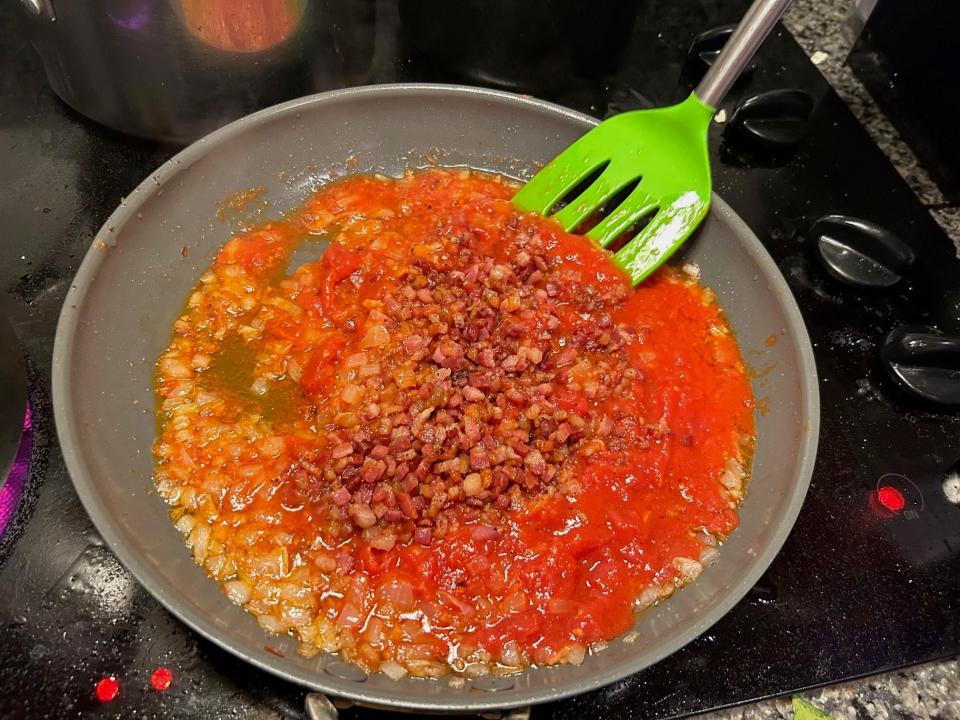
[154,169,754,677]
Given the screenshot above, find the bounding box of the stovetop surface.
[1,1,958,718]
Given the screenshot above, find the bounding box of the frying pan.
[52,85,819,715]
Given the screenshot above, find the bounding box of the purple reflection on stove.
[108,0,154,31]
[0,407,32,537]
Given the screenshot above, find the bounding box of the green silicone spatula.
[513,0,793,285]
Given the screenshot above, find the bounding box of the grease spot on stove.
[45,544,135,615]
[853,377,888,404]
[828,329,874,350]
[780,255,846,304]
[942,467,960,505]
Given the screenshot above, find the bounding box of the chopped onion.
[563,644,586,666]
[314,554,337,573]
[379,578,414,611]
[634,586,659,610]
[348,503,377,529]
[360,323,390,348]
[699,546,720,566]
[286,358,303,382]
[223,579,252,605]
[344,352,368,368]
[340,384,363,405]
[175,513,196,536]
[462,473,483,497]
[238,463,263,478]
[394,366,417,389]
[695,527,717,547]
[334,412,359,428]
[281,603,313,627]
[500,641,521,667]
[361,616,384,647]
[159,356,192,379]
[381,660,407,681]
[336,603,362,628]
[297,643,320,659]
[370,533,397,551]
[190,522,210,564]
[464,663,490,679]
[721,469,742,493]
[256,614,285,633]
[504,591,527,613]
[673,556,704,582]
[359,363,381,378]
[260,436,285,457]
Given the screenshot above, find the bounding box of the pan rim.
[52,82,819,712]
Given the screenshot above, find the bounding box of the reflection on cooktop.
[0,0,958,718]
[0,408,31,539]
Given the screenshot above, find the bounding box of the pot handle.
[305,692,531,720]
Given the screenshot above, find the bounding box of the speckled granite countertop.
[783,0,960,250]
[689,2,960,718]
[695,659,960,720]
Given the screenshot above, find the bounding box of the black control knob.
[685,24,758,83]
[810,214,914,289]
[725,89,813,149]
[881,327,960,407]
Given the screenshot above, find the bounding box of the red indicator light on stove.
[877,485,905,512]
[150,667,173,691]
[95,676,119,702]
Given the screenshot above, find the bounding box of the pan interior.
[53,85,818,712]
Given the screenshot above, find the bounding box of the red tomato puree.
[154,169,754,677]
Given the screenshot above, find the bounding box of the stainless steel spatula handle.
[695,0,794,107]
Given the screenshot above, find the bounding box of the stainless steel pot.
[17,0,376,142]
[52,84,819,716]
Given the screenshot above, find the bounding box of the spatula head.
[513,93,715,285]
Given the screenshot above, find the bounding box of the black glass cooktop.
[1,1,958,718]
